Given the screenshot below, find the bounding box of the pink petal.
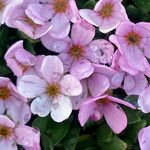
[51,95,72,122]
[70,59,94,80]
[0,139,17,150]
[41,56,64,83]
[60,74,82,96]
[78,102,97,126]
[88,73,110,97]
[71,20,95,46]
[0,101,5,114]
[103,102,127,134]
[17,75,47,98]
[14,125,40,148]
[0,115,15,128]
[138,126,150,150]
[41,33,71,53]
[50,13,70,39]
[138,87,150,113]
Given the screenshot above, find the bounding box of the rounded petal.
[103,102,127,134]
[0,100,5,114]
[14,125,40,148]
[51,95,72,122]
[17,75,47,98]
[138,126,150,150]
[5,97,31,124]
[0,139,17,150]
[78,102,97,126]
[71,20,95,46]
[138,87,150,113]
[41,34,71,52]
[31,95,51,117]
[60,74,82,96]
[0,115,15,128]
[88,73,110,97]
[70,59,94,80]
[41,56,64,83]
[79,9,100,27]
[50,13,70,39]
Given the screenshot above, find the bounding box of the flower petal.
[31,95,51,117]
[51,95,72,122]
[41,56,64,83]
[103,102,127,134]
[18,75,47,98]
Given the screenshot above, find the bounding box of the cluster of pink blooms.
[0,0,150,149]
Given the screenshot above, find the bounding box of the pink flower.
[0,77,31,124]
[111,50,148,95]
[26,0,80,39]
[5,0,52,39]
[110,21,150,73]
[138,87,150,113]
[72,65,118,110]
[138,126,150,150]
[18,56,82,122]
[0,115,40,150]
[5,40,37,77]
[78,94,135,134]
[79,0,128,33]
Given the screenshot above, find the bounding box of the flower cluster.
[0,0,150,149]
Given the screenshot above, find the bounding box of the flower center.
[0,1,5,11]
[97,98,109,104]
[0,87,10,100]
[0,126,12,138]
[69,45,84,59]
[53,0,68,13]
[125,32,142,45]
[46,84,60,97]
[99,2,114,19]
[24,17,38,29]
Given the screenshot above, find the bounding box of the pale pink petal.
[50,13,70,39]
[5,97,31,124]
[17,75,47,98]
[31,95,51,117]
[79,9,101,27]
[138,126,150,150]
[71,20,95,46]
[41,56,64,83]
[138,87,150,113]
[103,102,127,134]
[88,73,110,97]
[78,102,97,126]
[14,125,40,148]
[60,74,82,96]
[0,101,5,114]
[107,95,136,109]
[51,95,72,122]
[41,33,71,52]
[0,115,15,128]
[70,59,94,80]
[0,139,17,150]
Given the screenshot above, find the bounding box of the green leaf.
[32,116,72,147]
[0,62,11,76]
[132,0,150,13]
[83,0,96,9]
[97,123,113,143]
[122,107,141,124]
[124,119,147,142]
[62,122,80,150]
[24,40,36,55]
[42,134,53,150]
[99,136,127,150]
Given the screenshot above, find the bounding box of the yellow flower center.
[0,1,5,11]
[46,84,60,97]
[53,0,68,13]
[69,45,84,59]
[99,2,114,19]
[0,87,10,100]
[125,32,142,45]
[0,125,12,138]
